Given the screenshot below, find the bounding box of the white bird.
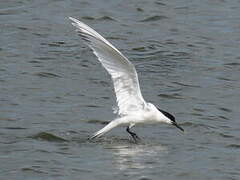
[69,17,184,142]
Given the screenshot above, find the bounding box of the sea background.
[0,0,240,179]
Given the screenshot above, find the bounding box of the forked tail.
[90,118,124,139]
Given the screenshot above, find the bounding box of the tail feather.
[90,118,123,139]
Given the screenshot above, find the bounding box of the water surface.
[0,0,240,179]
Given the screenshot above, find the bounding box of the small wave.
[218,107,232,113]
[82,16,95,20]
[107,36,124,40]
[35,56,56,61]
[98,16,116,21]
[217,77,235,81]
[85,104,101,108]
[30,132,68,142]
[34,72,61,78]
[3,127,27,130]
[90,136,133,145]
[224,62,240,66]
[47,41,65,47]
[139,15,168,22]
[181,122,215,129]
[219,133,234,138]
[190,112,203,117]
[28,60,41,64]
[17,26,28,31]
[158,93,183,99]
[155,2,166,6]
[21,167,47,174]
[71,168,93,173]
[174,82,201,88]
[218,115,229,120]
[226,144,240,149]
[193,108,205,112]
[81,16,116,21]
[86,119,110,125]
[136,7,144,12]
[0,5,25,15]
[132,47,147,52]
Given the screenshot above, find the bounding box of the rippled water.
[1,0,240,179]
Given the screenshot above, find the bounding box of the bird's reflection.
[105,142,168,171]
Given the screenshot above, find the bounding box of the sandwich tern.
[69,17,184,142]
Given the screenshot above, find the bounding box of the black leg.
[126,126,141,143]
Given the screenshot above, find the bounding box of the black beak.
[172,121,184,132]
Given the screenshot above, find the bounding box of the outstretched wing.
[69,17,146,115]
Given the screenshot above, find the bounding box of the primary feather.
[69,17,146,116]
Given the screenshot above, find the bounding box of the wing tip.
[69,16,76,21]
[89,132,102,140]
[69,17,82,25]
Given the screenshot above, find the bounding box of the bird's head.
[157,108,184,132]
